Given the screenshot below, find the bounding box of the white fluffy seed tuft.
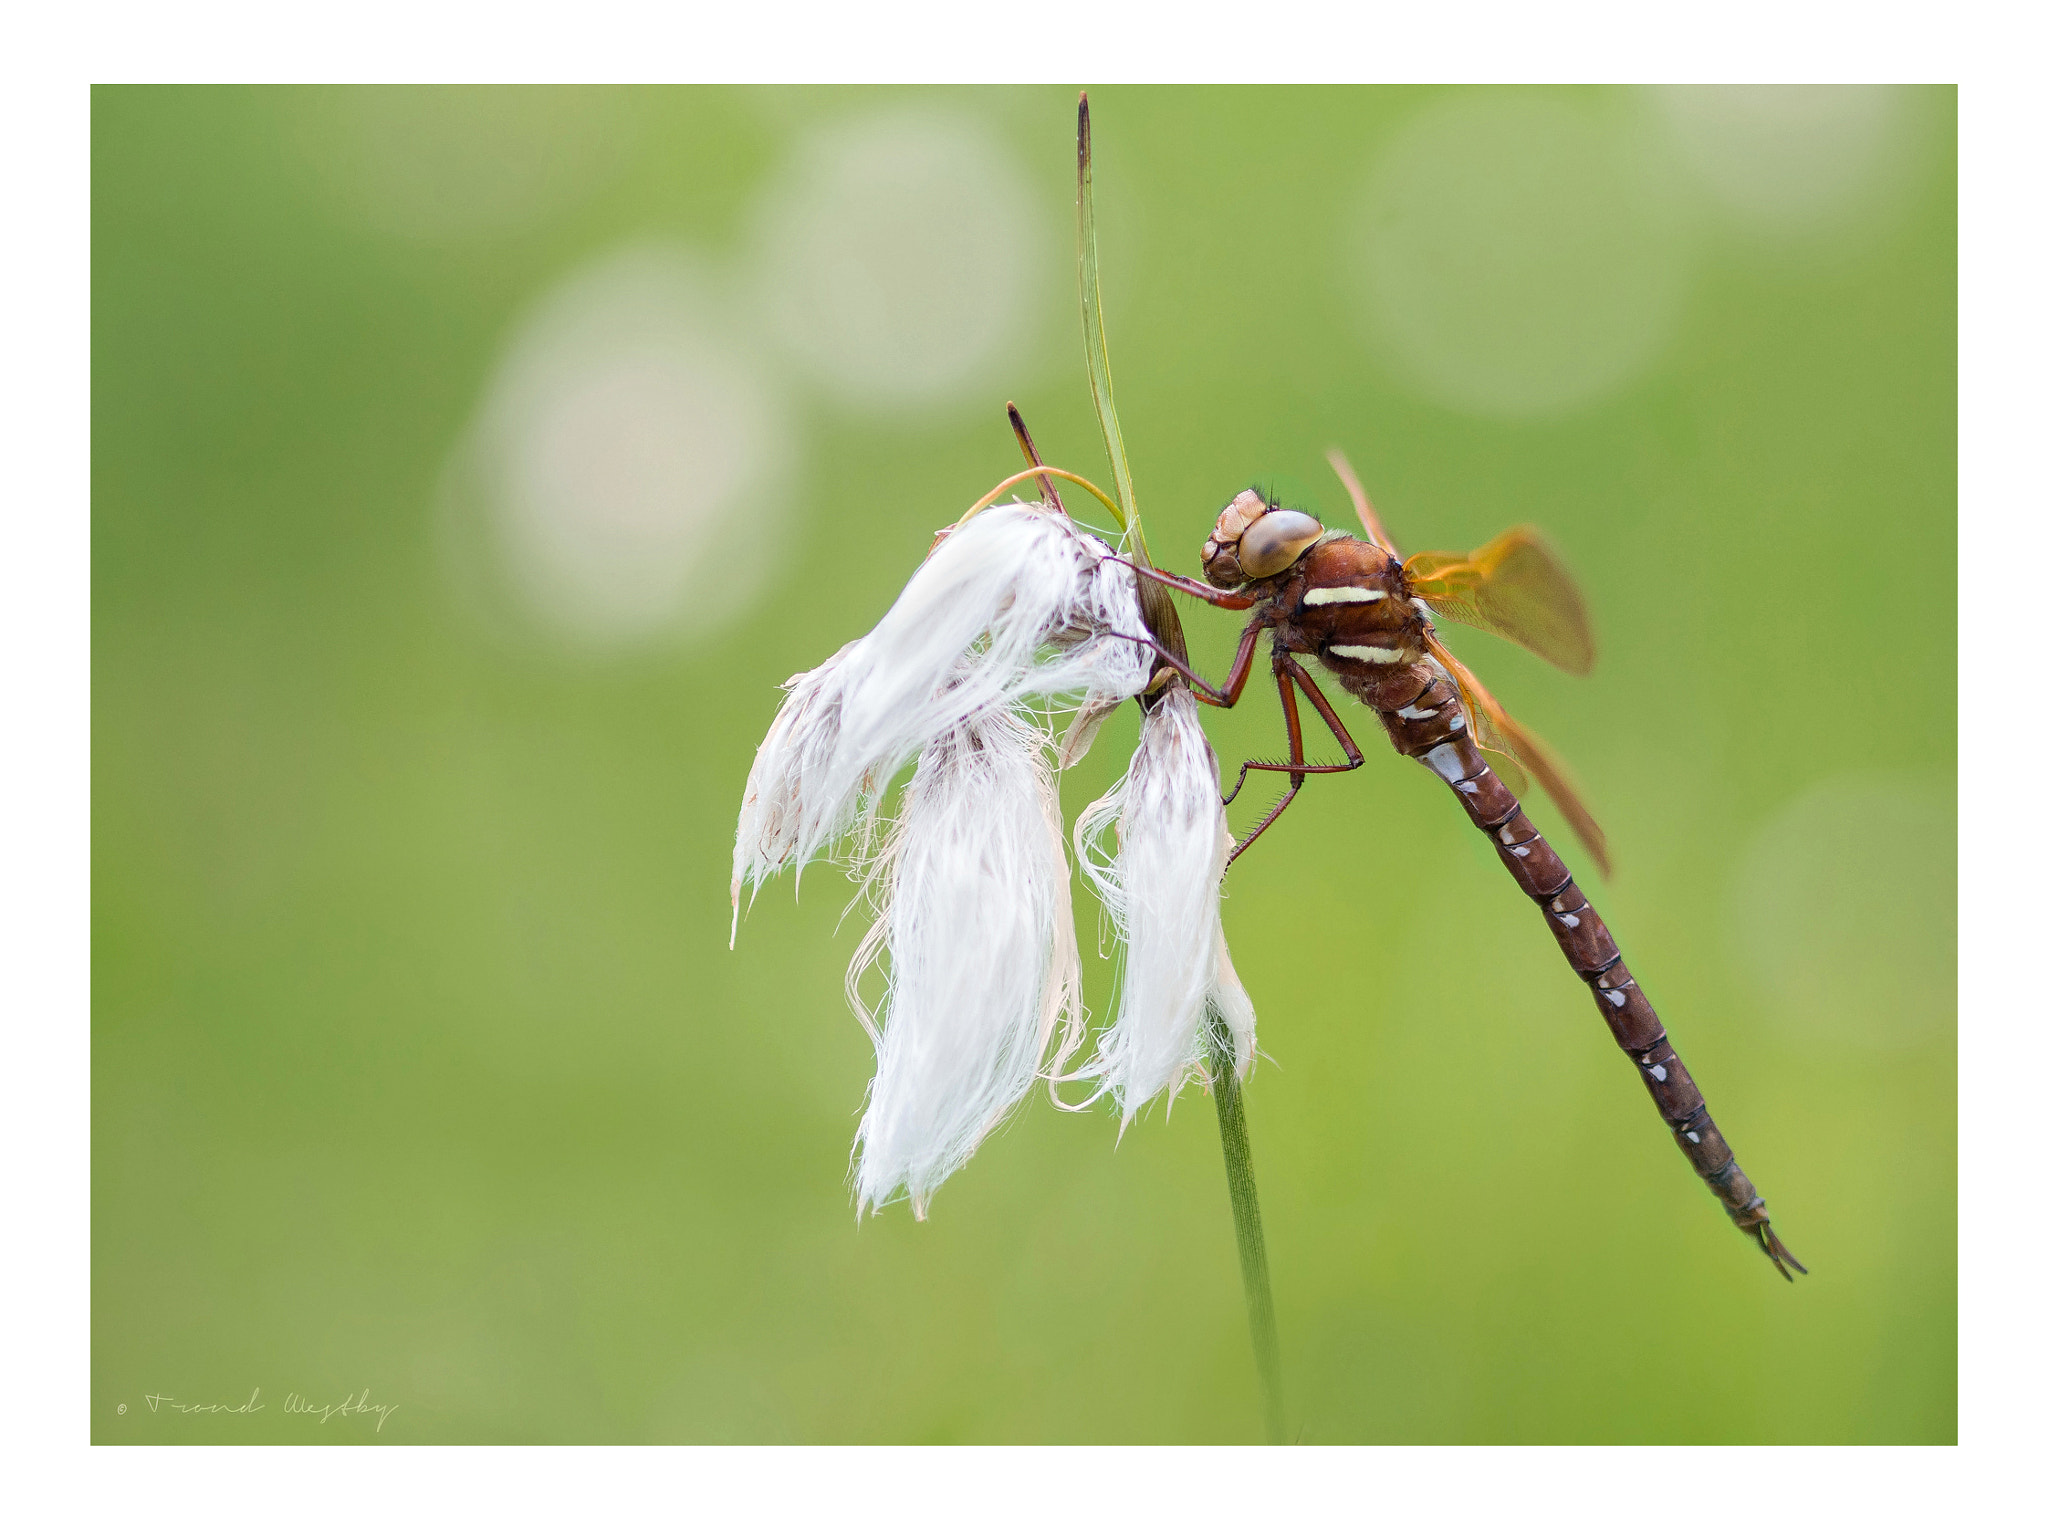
[1072,687,1257,1117]
[731,500,1156,1213]
[732,503,1150,917]
[847,709,1082,1217]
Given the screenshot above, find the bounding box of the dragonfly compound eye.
[1237,509,1324,579]
[1202,489,1269,586]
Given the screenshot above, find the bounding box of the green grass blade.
[1077,93,1187,664]
[1079,94,1278,1441]
[1209,1013,1285,1444]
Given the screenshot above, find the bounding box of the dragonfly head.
[1202,490,1324,588]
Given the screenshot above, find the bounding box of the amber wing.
[1404,527,1596,676]
[1426,635,1611,879]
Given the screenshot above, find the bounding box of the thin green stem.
[1078,88,1283,1445]
[1207,1014,1284,1445]
[1076,92,1188,669]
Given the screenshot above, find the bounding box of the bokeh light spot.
[1731,772,1955,1049]
[1346,91,1689,419]
[1648,86,1909,246]
[444,245,792,651]
[747,104,1055,414]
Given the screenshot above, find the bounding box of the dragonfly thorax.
[1268,535,1428,675]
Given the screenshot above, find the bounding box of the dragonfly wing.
[1436,655,1529,793]
[1428,636,1610,878]
[1491,709,1611,881]
[1325,448,1402,559]
[1405,527,1596,675]
[1477,743,1530,797]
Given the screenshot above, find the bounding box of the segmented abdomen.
[1340,661,1802,1278]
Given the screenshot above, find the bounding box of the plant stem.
[1075,91,1189,667]
[1075,90,1281,1440]
[1208,1015,1283,1444]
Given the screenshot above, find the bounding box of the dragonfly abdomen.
[1353,663,1805,1281]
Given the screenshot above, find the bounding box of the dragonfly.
[1109,449,1807,1282]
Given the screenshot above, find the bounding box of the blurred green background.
[93,85,1955,1444]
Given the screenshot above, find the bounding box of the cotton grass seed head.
[732,501,1151,918]
[1071,686,1256,1119]
[733,497,1173,1214]
[845,706,1081,1217]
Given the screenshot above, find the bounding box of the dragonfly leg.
[1222,652,1367,805]
[1226,657,1367,865]
[1278,653,1367,767]
[1108,618,1268,709]
[1101,554,1260,611]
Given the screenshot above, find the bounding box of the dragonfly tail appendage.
[1750,1219,1808,1283]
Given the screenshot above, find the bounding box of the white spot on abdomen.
[1605,989,1626,1007]
[1649,1063,1668,1081]
[1305,586,1387,606]
[1422,743,1469,782]
[1330,643,1405,664]
[1395,703,1438,720]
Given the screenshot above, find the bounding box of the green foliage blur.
[93,85,1955,1444]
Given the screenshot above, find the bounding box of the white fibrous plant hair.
[731,503,1151,915]
[846,708,1081,1217]
[731,497,1156,1213]
[1073,686,1257,1118]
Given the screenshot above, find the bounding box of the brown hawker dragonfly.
[1119,449,1805,1282]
